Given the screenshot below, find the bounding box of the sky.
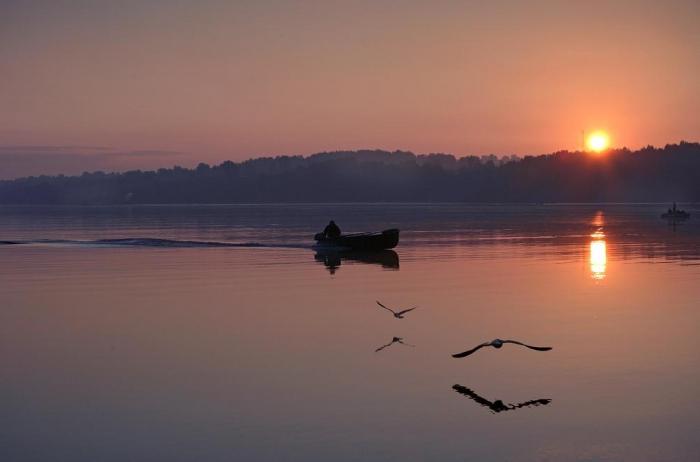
[1,0,699,178]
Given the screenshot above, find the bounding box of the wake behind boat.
[314,228,399,250]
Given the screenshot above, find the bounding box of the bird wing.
[503,340,552,351]
[376,301,396,314]
[396,307,417,316]
[452,384,494,407]
[374,341,393,352]
[512,398,552,409]
[397,339,415,347]
[452,342,490,358]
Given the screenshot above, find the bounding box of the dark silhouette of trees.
[1,143,698,204]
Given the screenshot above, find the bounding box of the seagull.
[374,336,415,352]
[376,301,417,319]
[452,338,552,358]
[452,384,551,414]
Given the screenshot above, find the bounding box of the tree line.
[1,143,698,204]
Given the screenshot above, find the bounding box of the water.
[1,204,699,462]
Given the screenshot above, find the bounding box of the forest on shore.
[1,142,698,204]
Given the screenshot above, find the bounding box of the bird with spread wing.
[452,338,552,358]
[374,336,415,352]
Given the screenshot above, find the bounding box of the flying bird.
[452,338,552,358]
[374,336,415,352]
[376,301,417,319]
[452,384,551,414]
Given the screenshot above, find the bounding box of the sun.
[586,131,610,152]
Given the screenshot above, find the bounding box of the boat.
[314,228,399,250]
[661,203,690,220]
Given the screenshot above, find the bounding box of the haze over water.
[2,204,699,461]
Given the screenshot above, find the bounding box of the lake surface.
[2,204,699,462]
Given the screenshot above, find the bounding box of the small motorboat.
[661,203,690,220]
[314,228,399,250]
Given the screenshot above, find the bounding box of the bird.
[452,384,551,414]
[452,338,552,358]
[374,336,414,352]
[376,301,417,319]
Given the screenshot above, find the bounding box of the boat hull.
[314,228,399,250]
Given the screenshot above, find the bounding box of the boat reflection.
[314,249,399,274]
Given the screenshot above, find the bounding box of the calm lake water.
[2,204,699,462]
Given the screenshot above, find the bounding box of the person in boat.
[322,220,342,239]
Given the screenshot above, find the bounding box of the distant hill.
[1,143,698,204]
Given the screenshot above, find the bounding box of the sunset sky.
[1,0,698,177]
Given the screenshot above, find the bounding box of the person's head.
[329,220,335,225]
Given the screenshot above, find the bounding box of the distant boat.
[314,228,399,250]
[661,203,690,220]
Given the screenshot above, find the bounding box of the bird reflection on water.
[452,385,551,414]
[374,336,415,352]
[314,249,399,274]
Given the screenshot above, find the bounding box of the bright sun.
[586,131,610,152]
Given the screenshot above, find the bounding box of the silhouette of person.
[323,220,341,238]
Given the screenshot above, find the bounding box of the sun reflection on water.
[589,211,607,280]
[590,238,607,280]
